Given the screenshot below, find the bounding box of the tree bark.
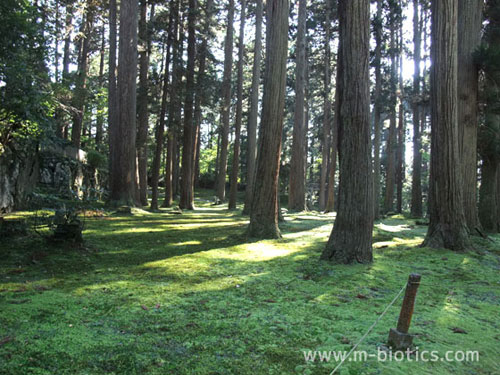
[70,7,94,149]
[479,157,498,232]
[215,0,235,203]
[109,0,139,205]
[108,0,118,194]
[247,0,289,238]
[320,0,373,263]
[228,0,246,210]
[372,0,383,219]
[384,23,397,214]
[324,72,338,214]
[319,4,331,212]
[458,0,483,231]
[136,0,152,206]
[422,0,471,250]
[193,0,214,189]
[410,0,423,217]
[242,0,263,215]
[150,10,174,211]
[95,26,105,148]
[288,0,308,212]
[179,0,198,210]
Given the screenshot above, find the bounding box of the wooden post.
[388,273,421,349]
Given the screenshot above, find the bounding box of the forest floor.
[1,190,499,375]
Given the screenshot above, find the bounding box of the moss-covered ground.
[1,191,499,374]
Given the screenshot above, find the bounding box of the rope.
[329,281,408,375]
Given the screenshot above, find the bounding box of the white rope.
[329,282,408,375]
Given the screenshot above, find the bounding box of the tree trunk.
[215,0,235,203]
[320,0,373,263]
[179,0,197,210]
[372,0,383,219]
[396,24,405,214]
[162,3,183,208]
[247,0,289,238]
[288,0,307,212]
[109,0,139,205]
[458,0,483,231]
[319,4,331,212]
[228,0,246,210]
[324,84,338,214]
[410,0,423,217]
[70,8,94,149]
[95,26,105,148]
[108,0,118,194]
[193,0,214,189]
[384,24,397,214]
[422,0,470,250]
[136,0,152,206]
[150,10,174,211]
[242,0,263,215]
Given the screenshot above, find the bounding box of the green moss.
[0,192,499,374]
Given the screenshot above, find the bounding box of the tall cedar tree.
[410,0,423,217]
[215,0,234,203]
[422,0,471,250]
[179,0,197,210]
[70,6,94,149]
[247,0,289,238]
[228,0,246,210]
[150,4,174,211]
[108,0,118,193]
[320,0,373,263]
[136,0,152,206]
[242,0,263,215]
[163,2,182,208]
[458,0,483,230]
[109,0,139,205]
[288,0,307,211]
[373,0,383,218]
[319,3,331,212]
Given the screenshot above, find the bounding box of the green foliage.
[0,194,499,374]
[86,149,107,169]
[0,0,54,154]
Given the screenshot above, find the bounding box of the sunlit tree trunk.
[247,0,289,238]
[423,0,470,250]
[321,0,373,263]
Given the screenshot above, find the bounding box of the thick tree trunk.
[320,0,373,264]
[150,10,173,211]
[242,0,263,215]
[288,0,307,212]
[179,0,198,210]
[373,0,383,219]
[109,0,139,205]
[319,5,331,212]
[247,0,289,238]
[228,0,246,210]
[396,26,405,214]
[215,0,235,203]
[458,0,483,231]
[136,0,152,206]
[70,8,94,149]
[422,0,470,250]
[410,0,423,217]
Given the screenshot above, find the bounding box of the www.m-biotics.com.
[302,347,479,363]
